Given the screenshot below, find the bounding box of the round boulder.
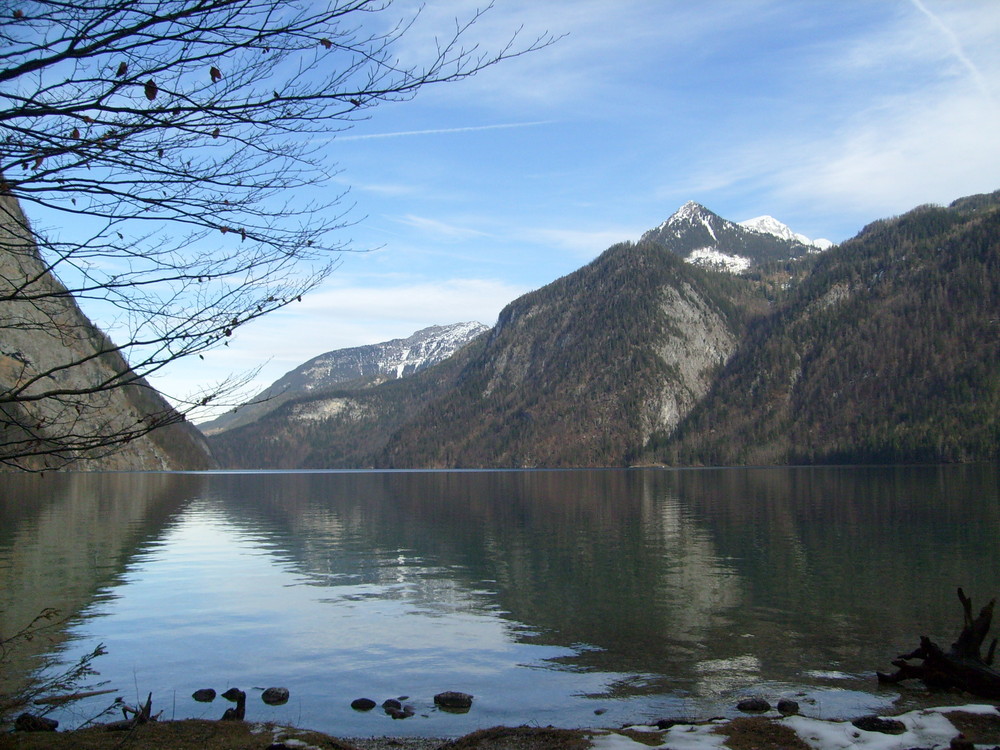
[736,698,771,713]
[262,687,290,706]
[192,688,216,702]
[351,698,377,711]
[776,699,799,716]
[434,691,474,711]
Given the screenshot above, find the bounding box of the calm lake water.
[1,466,998,737]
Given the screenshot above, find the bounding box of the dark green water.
[1,466,997,736]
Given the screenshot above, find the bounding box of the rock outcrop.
[0,192,214,470]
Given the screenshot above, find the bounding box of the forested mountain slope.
[649,192,1000,465]
[378,242,757,467]
[208,193,999,469]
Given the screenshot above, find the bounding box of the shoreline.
[2,702,998,750]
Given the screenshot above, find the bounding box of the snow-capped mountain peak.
[639,201,833,274]
[739,215,832,250]
[664,201,717,232]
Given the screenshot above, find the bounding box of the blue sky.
[146,0,1000,412]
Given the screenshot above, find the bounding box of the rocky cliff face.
[376,240,753,468]
[0,192,214,470]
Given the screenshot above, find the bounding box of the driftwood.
[878,588,1000,698]
[105,692,156,731]
[33,688,117,706]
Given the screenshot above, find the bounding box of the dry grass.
[943,709,1000,745]
[0,719,357,750]
[437,726,592,750]
[713,717,812,750]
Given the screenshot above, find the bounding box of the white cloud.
[785,94,1000,212]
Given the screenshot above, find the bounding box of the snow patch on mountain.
[685,247,752,274]
[740,215,832,250]
[297,321,488,388]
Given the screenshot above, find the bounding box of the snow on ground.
[591,705,999,750]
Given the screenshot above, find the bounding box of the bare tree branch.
[0,0,555,468]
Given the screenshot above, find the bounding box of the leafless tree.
[0,0,552,468]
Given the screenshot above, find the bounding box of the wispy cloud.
[337,120,555,141]
[394,214,491,241]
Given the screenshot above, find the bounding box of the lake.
[0,466,997,737]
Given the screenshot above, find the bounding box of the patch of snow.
[782,708,960,750]
[291,397,367,422]
[609,705,997,750]
[596,722,730,750]
[685,247,752,274]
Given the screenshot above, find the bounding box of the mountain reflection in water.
[0,466,996,736]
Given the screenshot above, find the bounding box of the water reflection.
[0,465,997,735]
[0,473,203,699]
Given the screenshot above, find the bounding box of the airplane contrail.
[909,0,992,99]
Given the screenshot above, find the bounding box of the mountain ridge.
[206,192,999,469]
[200,321,488,435]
